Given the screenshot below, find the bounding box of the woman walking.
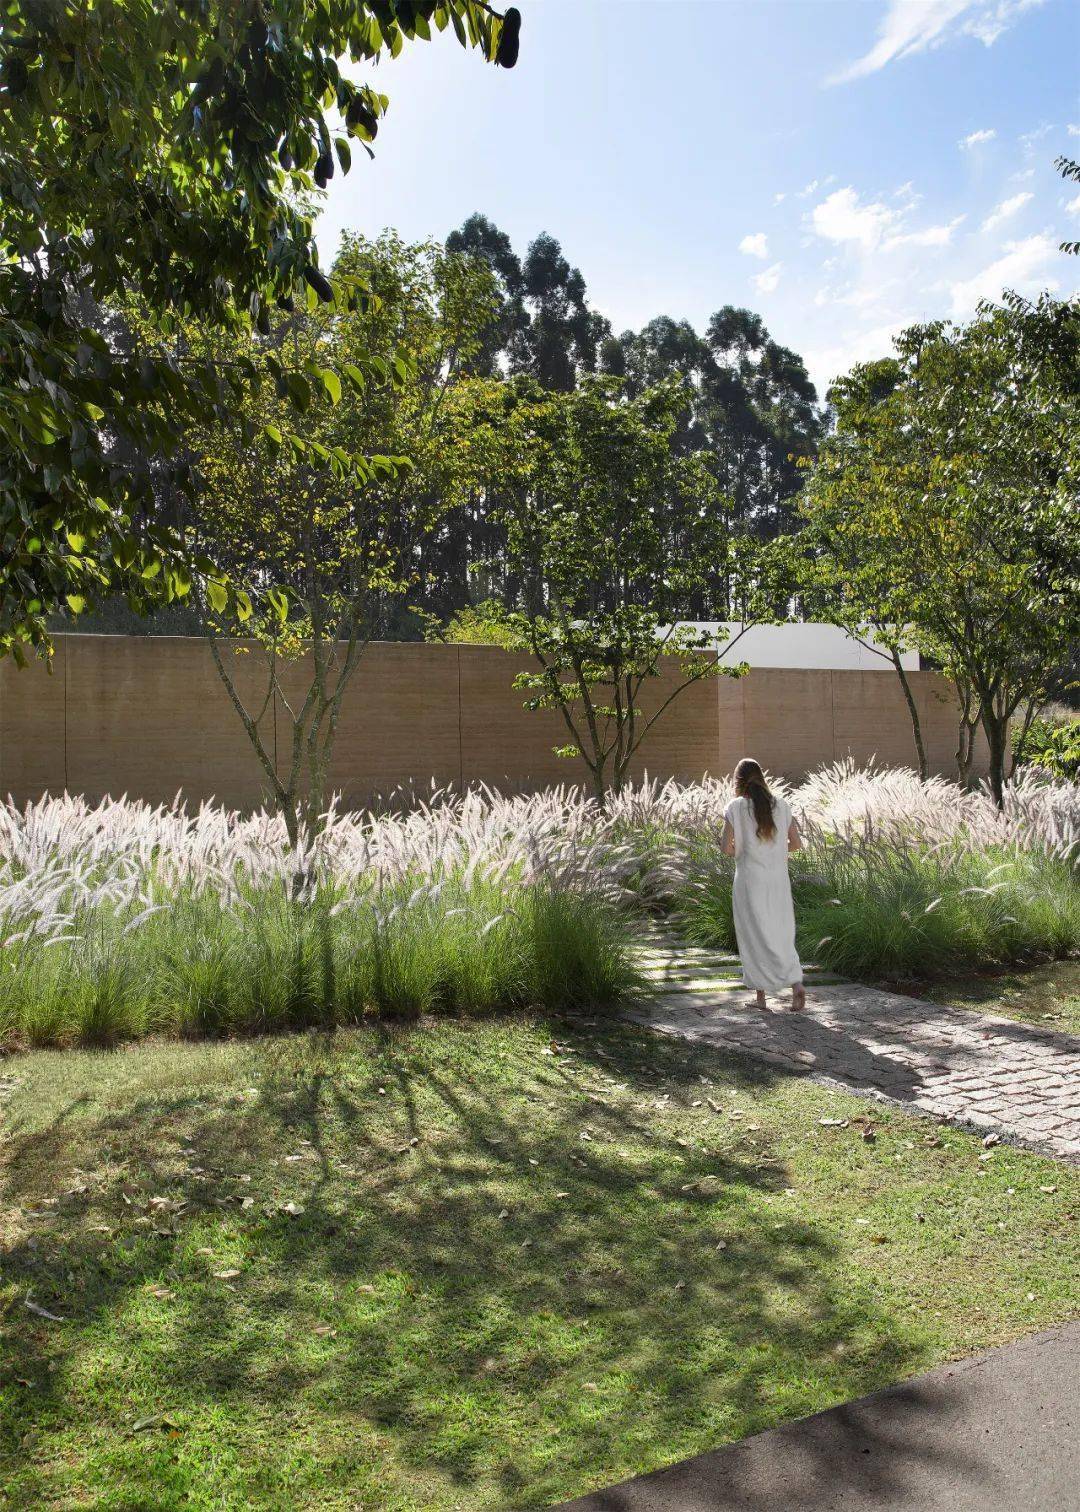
[721,758,805,1011]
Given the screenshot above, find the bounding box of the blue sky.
[318,0,1080,394]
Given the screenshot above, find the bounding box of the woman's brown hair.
[734,757,777,840]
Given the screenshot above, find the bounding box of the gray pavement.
[628,930,1080,1163]
[554,1321,1080,1511]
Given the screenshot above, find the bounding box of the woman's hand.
[720,818,736,857]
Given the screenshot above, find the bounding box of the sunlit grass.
[1,1017,1077,1509]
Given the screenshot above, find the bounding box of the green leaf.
[65,594,88,615]
[319,369,342,405]
[206,580,228,614]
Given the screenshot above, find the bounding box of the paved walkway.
[626,928,1080,1163]
[555,1321,1080,1511]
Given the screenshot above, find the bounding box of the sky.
[317,0,1080,396]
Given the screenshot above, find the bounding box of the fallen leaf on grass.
[24,1300,63,1322]
[869,1234,888,1245]
[133,1413,178,1433]
[148,1287,174,1300]
[281,1202,305,1217]
[819,1118,848,1128]
[982,1133,1001,1148]
[1040,1185,1057,1195]
[555,1191,570,1199]
[312,1325,336,1337]
[358,1284,377,1295]
[212,1269,241,1280]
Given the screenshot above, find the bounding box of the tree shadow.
[0,1017,964,1508]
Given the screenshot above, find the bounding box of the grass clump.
[677,835,1079,984]
[0,878,637,1050]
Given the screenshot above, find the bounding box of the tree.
[0,0,519,659]
[180,233,498,842]
[799,357,931,778]
[802,295,1080,805]
[445,374,774,804]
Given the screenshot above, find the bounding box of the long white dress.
[724,795,803,993]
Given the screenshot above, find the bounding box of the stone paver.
[628,929,1080,1163]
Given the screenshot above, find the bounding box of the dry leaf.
[212,1269,241,1280]
[982,1133,1001,1148]
[312,1325,336,1337]
[358,1284,377,1294]
[281,1202,305,1217]
[149,1286,173,1300]
[555,1191,570,1199]
[1040,1185,1057,1194]
[24,1299,63,1322]
[819,1118,848,1128]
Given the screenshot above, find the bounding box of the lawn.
[898,958,1080,1036]
[2,1015,1077,1510]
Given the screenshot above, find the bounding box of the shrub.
[1014,715,1080,781]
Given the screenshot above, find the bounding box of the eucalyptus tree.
[0,0,520,660]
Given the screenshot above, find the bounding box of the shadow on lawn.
[0,1017,959,1509]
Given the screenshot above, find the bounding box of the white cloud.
[961,127,996,148]
[1069,124,1080,138]
[827,0,1044,86]
[804,321,909,393]
[752,262,783,294]
[738,232,769,259]
[981,191,1033,230]
[811,187,899,250]
[949,233,1060,315]
[773,192,787,205]
[1066,192,1080,216]
[884,215,966,249]
[796,176,835,200]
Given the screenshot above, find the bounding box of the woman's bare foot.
[750,989,767,1010]
[791,984,806,1013]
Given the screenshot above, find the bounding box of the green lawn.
[892,958,1080,1036]
[2,1016,1077,1510]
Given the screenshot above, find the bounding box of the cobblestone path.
[627,926,1080,1163]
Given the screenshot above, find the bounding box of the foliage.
[1014,714,1080,780]
[426,221,823,629]
[173,232,499,839]
[445,373,776,802]
[424,598,528,648]
[0,0,516,658]
[801,295,1080,806]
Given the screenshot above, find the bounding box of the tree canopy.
[802,294,1080,804]
[0,0,518,659]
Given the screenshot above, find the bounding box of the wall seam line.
[456,647,464,793]
[64,638,70,793]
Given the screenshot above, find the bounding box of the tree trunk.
[981,707,1009,809]
[891,650,928,780]
[956,716,976,789]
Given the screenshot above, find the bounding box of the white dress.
[724,795,803,993]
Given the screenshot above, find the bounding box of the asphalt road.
[554,1322,1079,1512]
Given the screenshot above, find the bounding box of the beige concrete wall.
[0,635,988,808]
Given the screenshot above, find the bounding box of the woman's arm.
[720,818,736,857]
[788,816,803,853]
